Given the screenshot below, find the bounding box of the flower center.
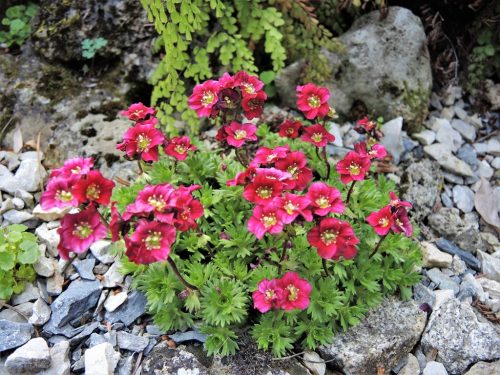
[234,129,247,140]
[133,110,143,117]
[390,199,399,206]
[287,285,299,301]
[348,163,361,175]
[86,184,101,200]
[265,289,276,301]
[144,231,162,250]
[315,196,330,209]
[147,195,166,211]
[320,229,338,245]
[174,144,187,154]
[261,213,277,228]
[266,153,278,162]
[70,166,81,174]
[56,190,73,202]
[201,91,215,106]
[242,83,255,94]
[284,200,298,215]
[395,218,403,227]
[137,134,151,152]
[287,127,295,135]
[181,208,191,220]
[287,164,299,179]
[256,186,273,199]
[307,95,321,108]
[379,217,390,227]
[72,222,93,239]
[311,133,323,143]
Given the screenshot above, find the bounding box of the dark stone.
[116,331,149,352]
[434,238,481,271]
[0,320,33,352]
[104,291,147,326]
[73,258,96,280]
[69,322,100,347]
[42,319,85,338]
[169,330,207,344]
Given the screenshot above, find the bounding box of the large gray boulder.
[318,298,427,375]
[276,6,432,133]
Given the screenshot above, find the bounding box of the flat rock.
[464,360,500,375]
[424,143,474,177]
[34,256,55,278]
[421,298,500,374]
[303,351,325,375]
[451,119,476,142]
[399,353,420,375]
[32,204,70,221]
[169,330,207,344]
[457,144,478,167]
[381,117,404,164]
[412,130,436,145]
[3,210,34,224]
[101,261,124,288]
[477,251,500,282]
[477,160,493,179]
[38,340,70,375]
[73,258,96,280]
[142,343,209,375]
[12,283,40,305]
[116,331,149,352]
[0,320,34,352]
[452,185,475,213]
[48,279,102,328]
[421,241,452,268]
[104,291,147,326]
[318,298,426,375]
[478,277,500,299]
[84,342,120,375]
[5,337,51,373]
[423,361,448,375]
[426,268,459,294]
[35,224,60,257]
[434,238,481,270]
[436,125,462,153]
[104,292,128,313]
[90,240,116,264]
[28,298,51,326]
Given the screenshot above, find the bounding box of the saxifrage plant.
[0,4,39,48]
[40,71,421,357]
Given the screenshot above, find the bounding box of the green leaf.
[18,241,39,264]
[0,252,16,271]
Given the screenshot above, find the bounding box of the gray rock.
[116,331,149,352]
[0,302,33,323]
[90,240,116,264]
[457,144,478,168]
[451,255,467,275]
[412,130,436,146]
[5,337,50,373]
[477,251,500,282]
[169,330,208,344]
[421,298,500,374]
[104,291,147,326]
[38,340,70,375]
[103,291,127,313]
[434,238,481,271]
[436,124,462,153]
[2,210,34,224]
[46,260,64,296]
[464,361,500,375]
[73,258,96,280]
[303,351,325,375]
[276,7,432,131]
[426,268,459,294]
[142,343,209,375]
[0,198,14,215]
[477,160,493,179]
[84,342,120,375]
[441,192,453,208]
[423,361,448,375]
[101,261,124,288]
[48,279,102,328]
[15,190,34,207]
[451,119,476,142]
[318,298,426,375]
[35,224,60,257]
[11,197,24,210]
[380,117,404,164]
[28,298,51,326]
[421,241,453,268]
[478,277,500,300]
[32,204,69,222]
[117,355,135,375]
[424,143,474,177]
[11,283,40,305]
[458,273,487,302]
[399,353,420,375]
[443,172,463,185]
[0,320,33,352]
[400,159,443,221]
[452,185,475,213]
[13,159,48,193]
[68,322,100,347]
[34,256,55,278]
[413,283,436,307]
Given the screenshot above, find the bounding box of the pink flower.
[40,177,79,210]
[123,184,176,223]
[126,220,176,264]
[226,167,256,187]
[307,218,359,260]
[306,182,344,216]
[296,83,330,120]
[218,72,236,89]
[234,71,264,97]
[72,170,115,206]
[225,122,258,148]
[354,117,377,133]
[366,206,394,236]
[275,151,312,191]
[354,142,387,160]
[391,207,413,237]
[275,194,312,224]
[116,122,166,162]
[335,151,371,184]
[247,203,284,239]
[301,124,335,147]
[278,120,302,139]
[252,278,285,313]
[50,157,94,178]
[243,174,283,205]
[120,103,156,121]
[169,186,204,232]
[57,206,108,254]
[242,91,266,119]
[250,146,289,167]
[165,136,197,161]
[188,80,220,118]
[279,272,311,311]
[388,192,412,210]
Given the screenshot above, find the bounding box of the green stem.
[346,181,356,204]
[277,231,290,274]
[369,235,387,259]
[322,259,331,277]
[167,258,199,291]
[321,147,331,180]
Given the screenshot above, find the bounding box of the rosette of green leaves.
[0,4,39,47]
[0,224,40,300]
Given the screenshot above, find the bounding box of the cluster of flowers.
[118,103,196,162]
[367,192,413,237]
[40,157,115,259]
[252,272,311,313]
[113,183,204,264]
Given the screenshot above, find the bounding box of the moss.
[402,82,431,134]
[36,64,79,103]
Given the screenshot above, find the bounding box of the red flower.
[165,136,197,161]
[50,157,94,178]
[335,151,371,184]
[252,278,285,313]
[72,170,115,206]
[57,206,108,255]
[242,91,267,119]
[278,272,311,311]
[354,117,377,133]
[169,186,204,232]
[276,194,313,224]
[366,206,394,236]
[225,122,258,148]
[307,218,359,260]
[125,220,176,264]
[275,151,312,191]
[250,146,289,167]
[296,83,330,120]
[278,120,302,139]
[234,71,264,97]
[391,207,413,237]
[120,103,156,121]
[388,192,412,210]
[226,167,256,187]
[218,72,236,89]
[306,182,344,216]
[116,122,165,162]
[188,80,220,118]
[40,177,79,210]
[247,203,284,239]
[354,142,387,160]
[123,184,175,223]
[301,124,335,147]
[243,174,283,205]
[216,126,228,143]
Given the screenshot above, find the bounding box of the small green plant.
[467,29,500,88]
[0,4,39,47]
[81,37,108,59]
[0,224,40,300]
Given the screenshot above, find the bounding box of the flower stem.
[235,148,247,168]
[137,160,144,175]
[321,147,331,180]
[277,232,290,274]
[322,259,331,277]
[369,235,387,259]
[97,209,110,229]
[346,181,356,204]
[167,257,199,291]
